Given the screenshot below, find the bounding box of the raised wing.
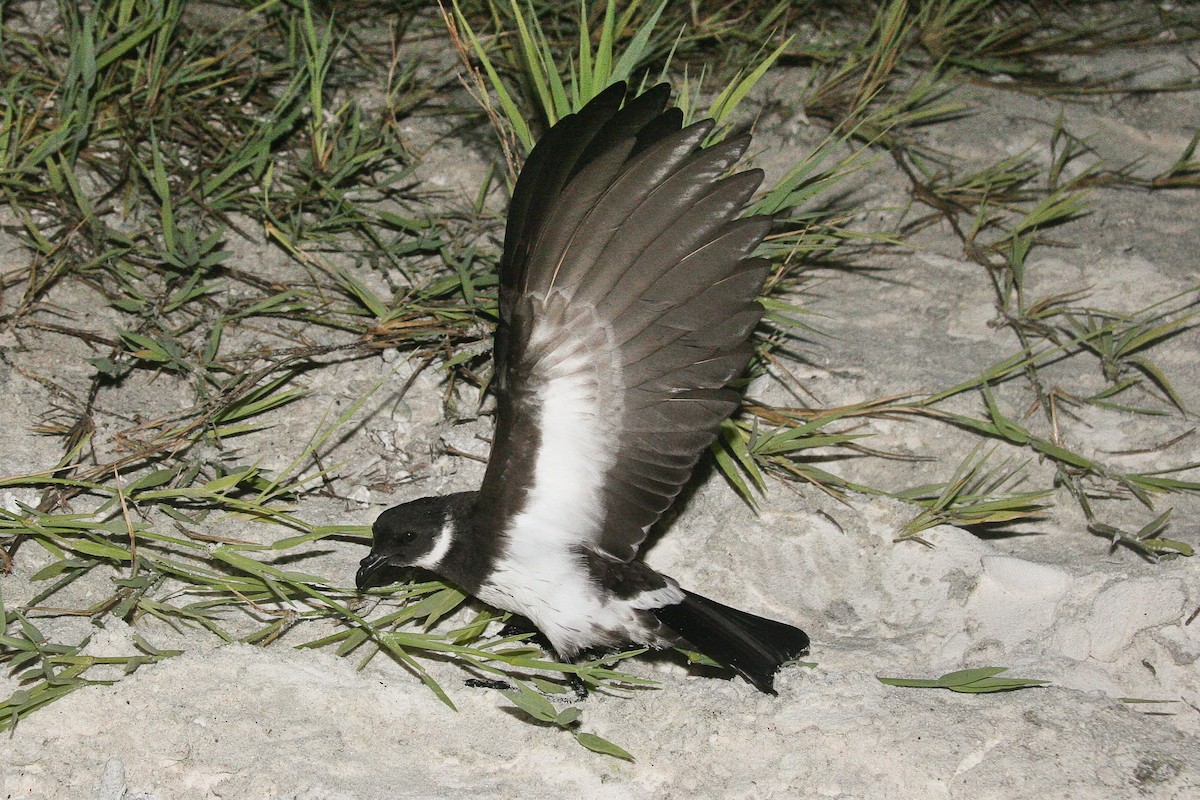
[475,82,770,562]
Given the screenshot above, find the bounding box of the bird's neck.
[426,491,497,594]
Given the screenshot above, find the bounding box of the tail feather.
[652,589,809,694]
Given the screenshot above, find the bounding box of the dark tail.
[652,589,809,694]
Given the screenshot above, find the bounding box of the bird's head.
[356,495,461,591]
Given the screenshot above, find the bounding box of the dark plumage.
[357,82,808,694]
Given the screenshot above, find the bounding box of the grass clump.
[879,666,1048,693]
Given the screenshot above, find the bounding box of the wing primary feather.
[571,137,758,309]
[633,107,684,153]
[528,120,716,297]
[576,82,671,167]
[501,83,626,290]
[476,83,774,564]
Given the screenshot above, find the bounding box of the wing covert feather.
[477,83,772,562]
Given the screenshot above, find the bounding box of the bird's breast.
[477,541,613,657]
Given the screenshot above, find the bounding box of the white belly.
[476,541,682,657]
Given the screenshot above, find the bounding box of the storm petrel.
[357,82,809,693]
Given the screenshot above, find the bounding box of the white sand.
[3,490,1198,798]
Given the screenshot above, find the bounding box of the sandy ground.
[3,16,1200,800]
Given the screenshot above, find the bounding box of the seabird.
[357,82,809,694]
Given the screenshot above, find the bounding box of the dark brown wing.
[476,82,769,562]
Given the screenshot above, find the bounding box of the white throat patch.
[413,512,455,571]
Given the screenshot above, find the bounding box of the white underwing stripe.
[479,292,656,655]
[509,293,619,553]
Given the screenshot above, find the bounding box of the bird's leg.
[552,650,590,700]
[497,619,533,638]
[498,616,554,650]
[565,669,590,700]
[482,618,588,697]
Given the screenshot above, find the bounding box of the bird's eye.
[401,530,418,544]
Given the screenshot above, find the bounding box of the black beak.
[356,552,390,591]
